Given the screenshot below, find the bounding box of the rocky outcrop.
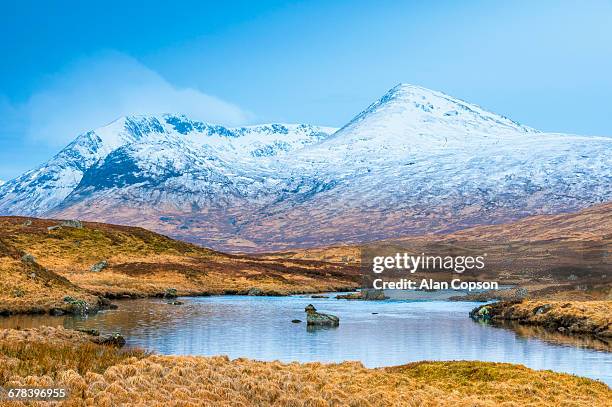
[361,289,388,300]
[336,293,361,300]
[336,289,388,301]
[60,220,83,229]
[305,304,339,326]
[470,300,612,338]
[63,296,91,315]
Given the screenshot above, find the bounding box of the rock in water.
[90,260,108,272]
[305,304,339,326]
[335,293,361,300]
[336,289,388,300]
[360,289,388,300]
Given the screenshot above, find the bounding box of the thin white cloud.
[7,51,253,147]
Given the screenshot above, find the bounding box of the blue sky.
[1,0,611,180]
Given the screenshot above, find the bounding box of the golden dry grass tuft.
[0,327,609,407]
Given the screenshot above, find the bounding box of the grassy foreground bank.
[0,327,610,407]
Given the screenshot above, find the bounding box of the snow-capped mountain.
[0,115,335,216]
[0,84,610,251]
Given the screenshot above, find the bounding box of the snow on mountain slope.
[291,84,537,165]
[0,115,336,216]
[0,83,610,251]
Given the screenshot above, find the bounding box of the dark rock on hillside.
[60,219,83,229]
[21,253,36,264]
[90,260,108,272]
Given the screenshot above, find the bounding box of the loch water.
[2,294,610,386]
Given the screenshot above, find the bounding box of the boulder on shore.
[76,328,100,336]
[164,288,178,299]
[305,304,339,326]
[63,296,90,315]
[92,332,126,347]
[247,288,263,296]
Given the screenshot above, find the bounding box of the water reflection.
[492,320,611,352]
[0,295,610,386]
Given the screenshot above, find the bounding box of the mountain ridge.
[0,83,610,252]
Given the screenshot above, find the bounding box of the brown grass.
[262,203,612,301]
[0,217,359,314]
[0,327,147,383]
[0,327,609,406]
[0,236,100,315]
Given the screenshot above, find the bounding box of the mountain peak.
[334,83,537,140]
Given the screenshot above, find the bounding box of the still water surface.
[2,294,610,385]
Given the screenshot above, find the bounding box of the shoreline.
[3,292,610,356]
[3,290,610,347]
[0,286,359,317]
[0,326,609,405]
[470,300,612,341]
